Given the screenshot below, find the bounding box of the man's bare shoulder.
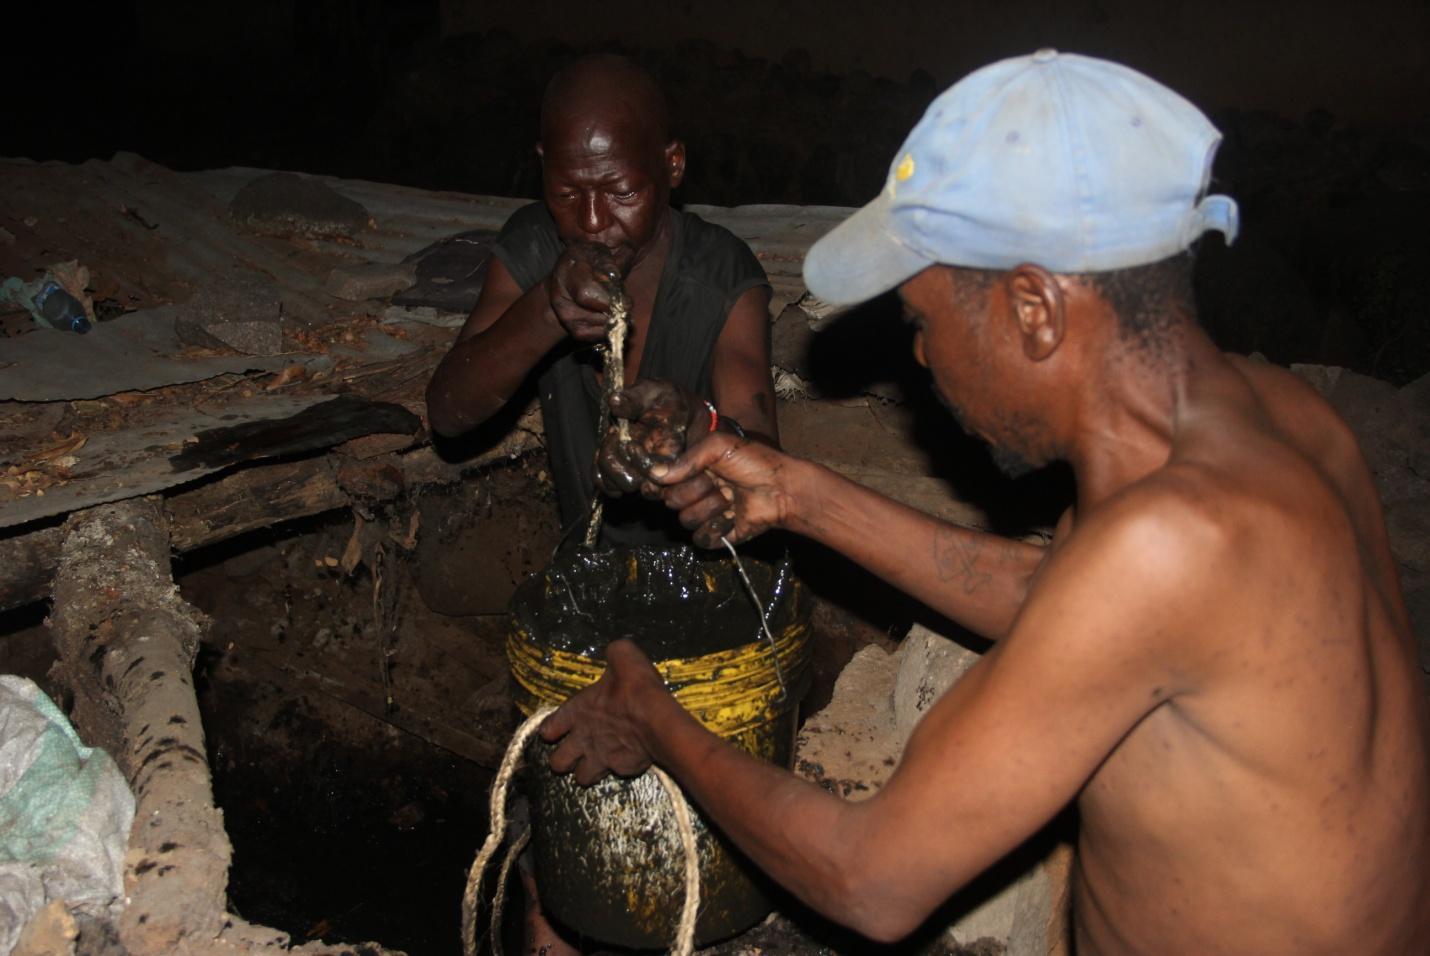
[1185,356,1399,586]
[1023,469,1257,665]
[1222,354,1367,484]
[1068,459,1259,578]
[1032,429,1360,697]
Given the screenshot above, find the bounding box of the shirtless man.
[540,51,1430,954]
[426,54,777,547]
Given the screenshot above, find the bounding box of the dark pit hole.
[198,662,506,955]
[178,489,545,955]
[0,601,59,696]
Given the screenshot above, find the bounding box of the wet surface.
[509,545,804,660]
[509,545,813,949]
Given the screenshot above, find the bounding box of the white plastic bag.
[0,676,134,954]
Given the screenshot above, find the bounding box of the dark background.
[10,0,1430,383]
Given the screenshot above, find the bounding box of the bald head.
[534,54,685,266]
[540,54,670,153]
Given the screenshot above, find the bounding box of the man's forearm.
[426,287,565,436]
[784,459,1042,640]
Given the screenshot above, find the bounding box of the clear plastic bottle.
[32,280,91,334]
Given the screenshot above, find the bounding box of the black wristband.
[719,414,747,440]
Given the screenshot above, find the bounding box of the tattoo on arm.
[933,527,994,595]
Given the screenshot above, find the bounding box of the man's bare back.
[1069,355,1430,955]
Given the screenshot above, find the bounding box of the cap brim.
[803,193,933,307]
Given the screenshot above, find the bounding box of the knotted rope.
[584,284,632,548]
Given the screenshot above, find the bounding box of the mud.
[509,545,804,660]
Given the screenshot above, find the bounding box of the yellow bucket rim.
[508,622,810,738]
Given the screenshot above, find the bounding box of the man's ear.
[665,140,687,189]
[1006,264,1065,361]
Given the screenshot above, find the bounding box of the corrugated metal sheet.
[185,166,852,303]
[4,152,852,330]
[3,153,851,343]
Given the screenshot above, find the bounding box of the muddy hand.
[595,379,716,498]
[652,433,795,549]
[539,639,668,786]
[546,241,623,343]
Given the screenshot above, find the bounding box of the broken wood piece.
[336,429,419,460]
[169,395,419,472]
[49,498,228,952]
[29,432,87,463]
[166,455,349,551]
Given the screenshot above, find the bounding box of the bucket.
[507,545,811,948]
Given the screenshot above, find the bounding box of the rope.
[584,286,632,548]
[515,268,762,955]
[604,293,631,442]
[490,824,529,956]
[461,705,703,956]
[654,766,701,956]
[462,707,550,956]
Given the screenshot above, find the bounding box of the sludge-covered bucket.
[506,545,811,949]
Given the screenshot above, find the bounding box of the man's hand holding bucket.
[540,639,684,785]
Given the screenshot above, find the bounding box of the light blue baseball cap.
[804,49,1239,306]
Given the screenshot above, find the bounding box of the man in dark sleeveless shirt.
[426,53,779,954]
[427,54,778,548]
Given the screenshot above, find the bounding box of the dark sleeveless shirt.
[491,202,770,548]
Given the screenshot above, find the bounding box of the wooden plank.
[164,455,347,550]
[0,394,376,531]
[0,419,543,613]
